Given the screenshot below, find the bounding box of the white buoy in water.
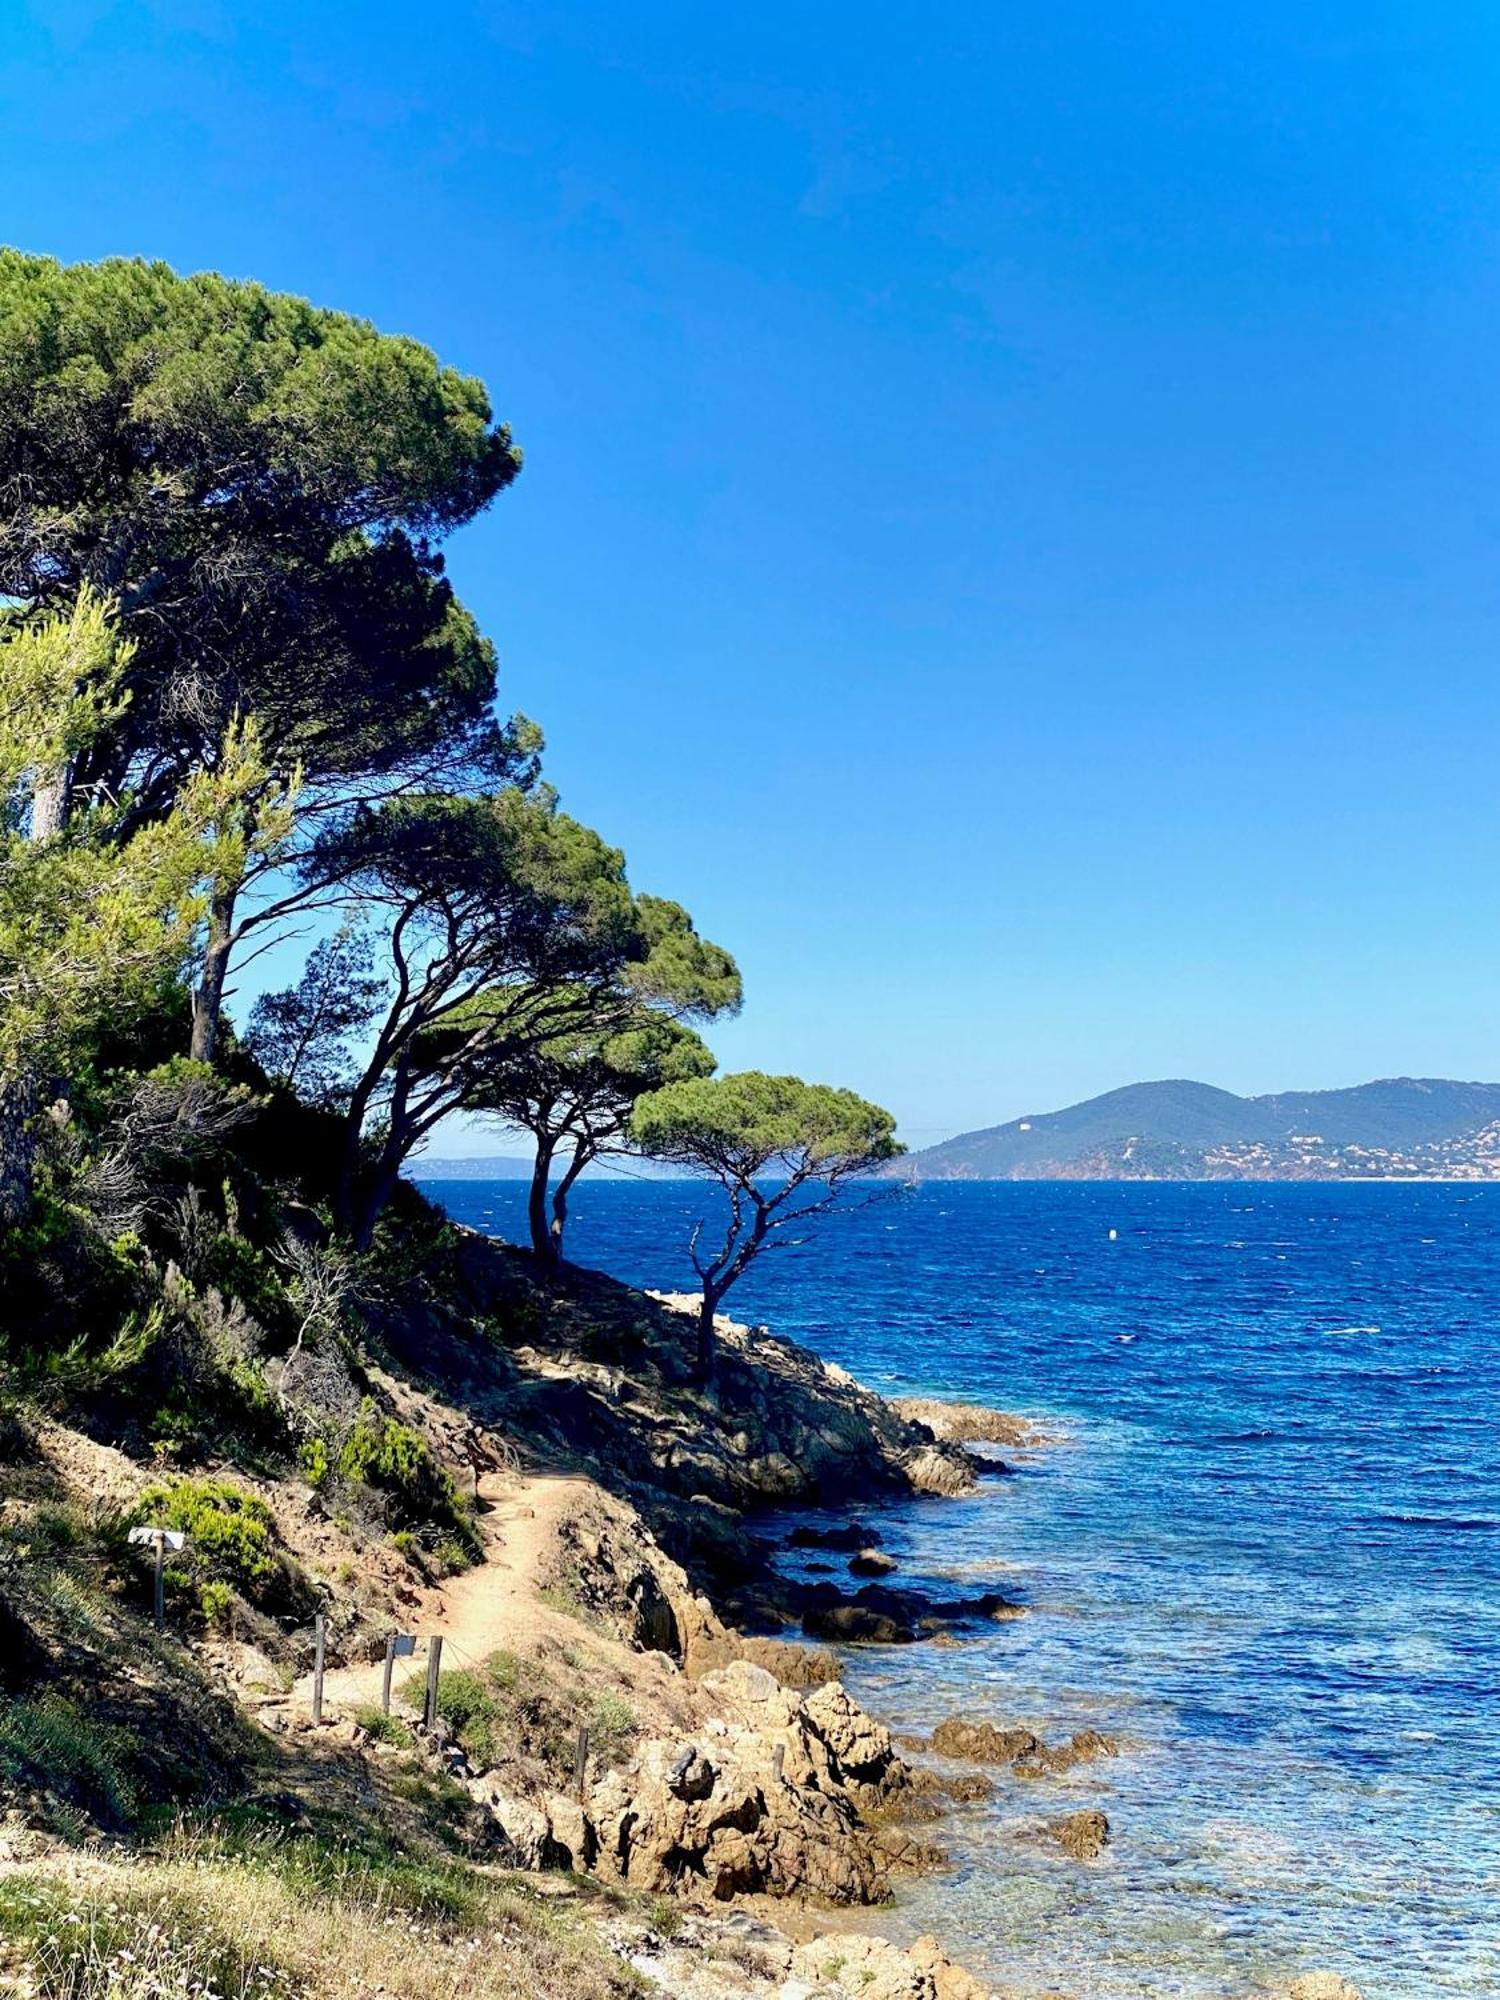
[1108,1228,1118,1241]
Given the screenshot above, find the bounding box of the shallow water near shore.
[423,1177,1500,2000]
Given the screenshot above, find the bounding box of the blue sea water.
[421,1177,1500,2000]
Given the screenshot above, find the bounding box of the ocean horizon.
[424,1175,1500,1999]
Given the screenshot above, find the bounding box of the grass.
[0,1839,637,2000]
[398,1651,638,1785]
[354,1702,417,1749]
[0,1693,139,1828]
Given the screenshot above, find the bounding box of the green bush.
[126,1477,313,1620]
[336,1402,480,1564]
[352,1704,414,1750]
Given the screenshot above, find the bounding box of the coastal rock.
[1282,1979,1365,2000]
[850,1549,898,1576]
[803,1602,917,1644]
[930,1720,1040,1763]
[487,1793,551,1868]
[908,1934,996,2000]
[926,1718,1119,1773]
[891,1398,1043,1448]
[903,1445,979,1497]
[585,1674,917,1905]
[788,1522,883,1552]
[1015,1728,1119,1777]
[1044,1808,1110,1860]
[790,1932,993,2000]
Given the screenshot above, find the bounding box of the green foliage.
[631,1072,902,1372]
[245,927,386,1107]
[299,1436,331,1486]
[402,1652,636,1782]
[0,249,522,798]
[198,1580,236,1630]
[0,690,287,1080]
[336,1401,480,1562]
[0,1195,148,1367]
[126,1477,310,1618]
[631,1071,900,1176]
[352,1704,415,1750]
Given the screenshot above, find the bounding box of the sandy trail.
[290,1472,595,1721]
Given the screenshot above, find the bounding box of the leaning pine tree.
[629,1072,902,1379]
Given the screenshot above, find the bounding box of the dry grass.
[0,1843,640,2000]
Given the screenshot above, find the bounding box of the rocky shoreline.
[2,1232,1366,2000]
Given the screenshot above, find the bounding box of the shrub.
[336,1402,480,1564]
[199,1579,236,1629]
[352,1704,414,1750]
[126,1477,313,1620]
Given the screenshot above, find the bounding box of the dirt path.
[290,1471,599,1721]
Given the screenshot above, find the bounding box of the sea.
[418,1176,1500,2000]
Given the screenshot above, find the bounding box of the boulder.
[487,1793,551,1869]
[891,1398,1042,1447]
[850,1549,898,1577]
[1044,1809,1110,1861]
[585,1675,916,1905]
[804,1603,916,1644]
[930,1719,1039,1763]
[1283,1979,1365,2000]
[1015,1728,1119,1777]
[926,1717,1119,1773]
[909,1934,995,2000]
[788,1522,882,1551]
[790,1932,993,2000]
[543,1791,597,1871]
[903,1446,978,1497]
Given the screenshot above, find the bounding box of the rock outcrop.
[789,1930,994,1999]
[1044,1808,1110,1860]
[890,1399,1044,1448]
[927,1718,1118,1774]
[585,1662,934,1903]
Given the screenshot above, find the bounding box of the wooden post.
[152,1532,165,1632]
[423,1635,443,1729]
[574,1724,589,1802]
[311,1614,327,1726]
[382,1634,397,1715]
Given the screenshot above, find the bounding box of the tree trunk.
[29,768,70,842]
[548,1145,590,1261]
[190,886,237,1064]
[0,1069,40,1228]
[695,1286,719,1382]
[528,1137,557,1262]
[351,1162,402,1254]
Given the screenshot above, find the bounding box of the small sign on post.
[382,1632,416,1715]
[311,1614,328,1726]
[127,1526,187,1632]
[423,1635,444,1729]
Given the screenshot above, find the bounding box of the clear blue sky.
[6,2,1500,1146]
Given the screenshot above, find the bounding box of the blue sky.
[6,1,1500,1146]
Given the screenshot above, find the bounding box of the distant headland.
[892,1077,1500,1181]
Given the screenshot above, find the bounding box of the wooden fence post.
[311,1614,327,1726]
[152,1532,166,1632]
[423,1635,444,1729]
[574,1724,589,1801]
[382,1634,397,1715]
